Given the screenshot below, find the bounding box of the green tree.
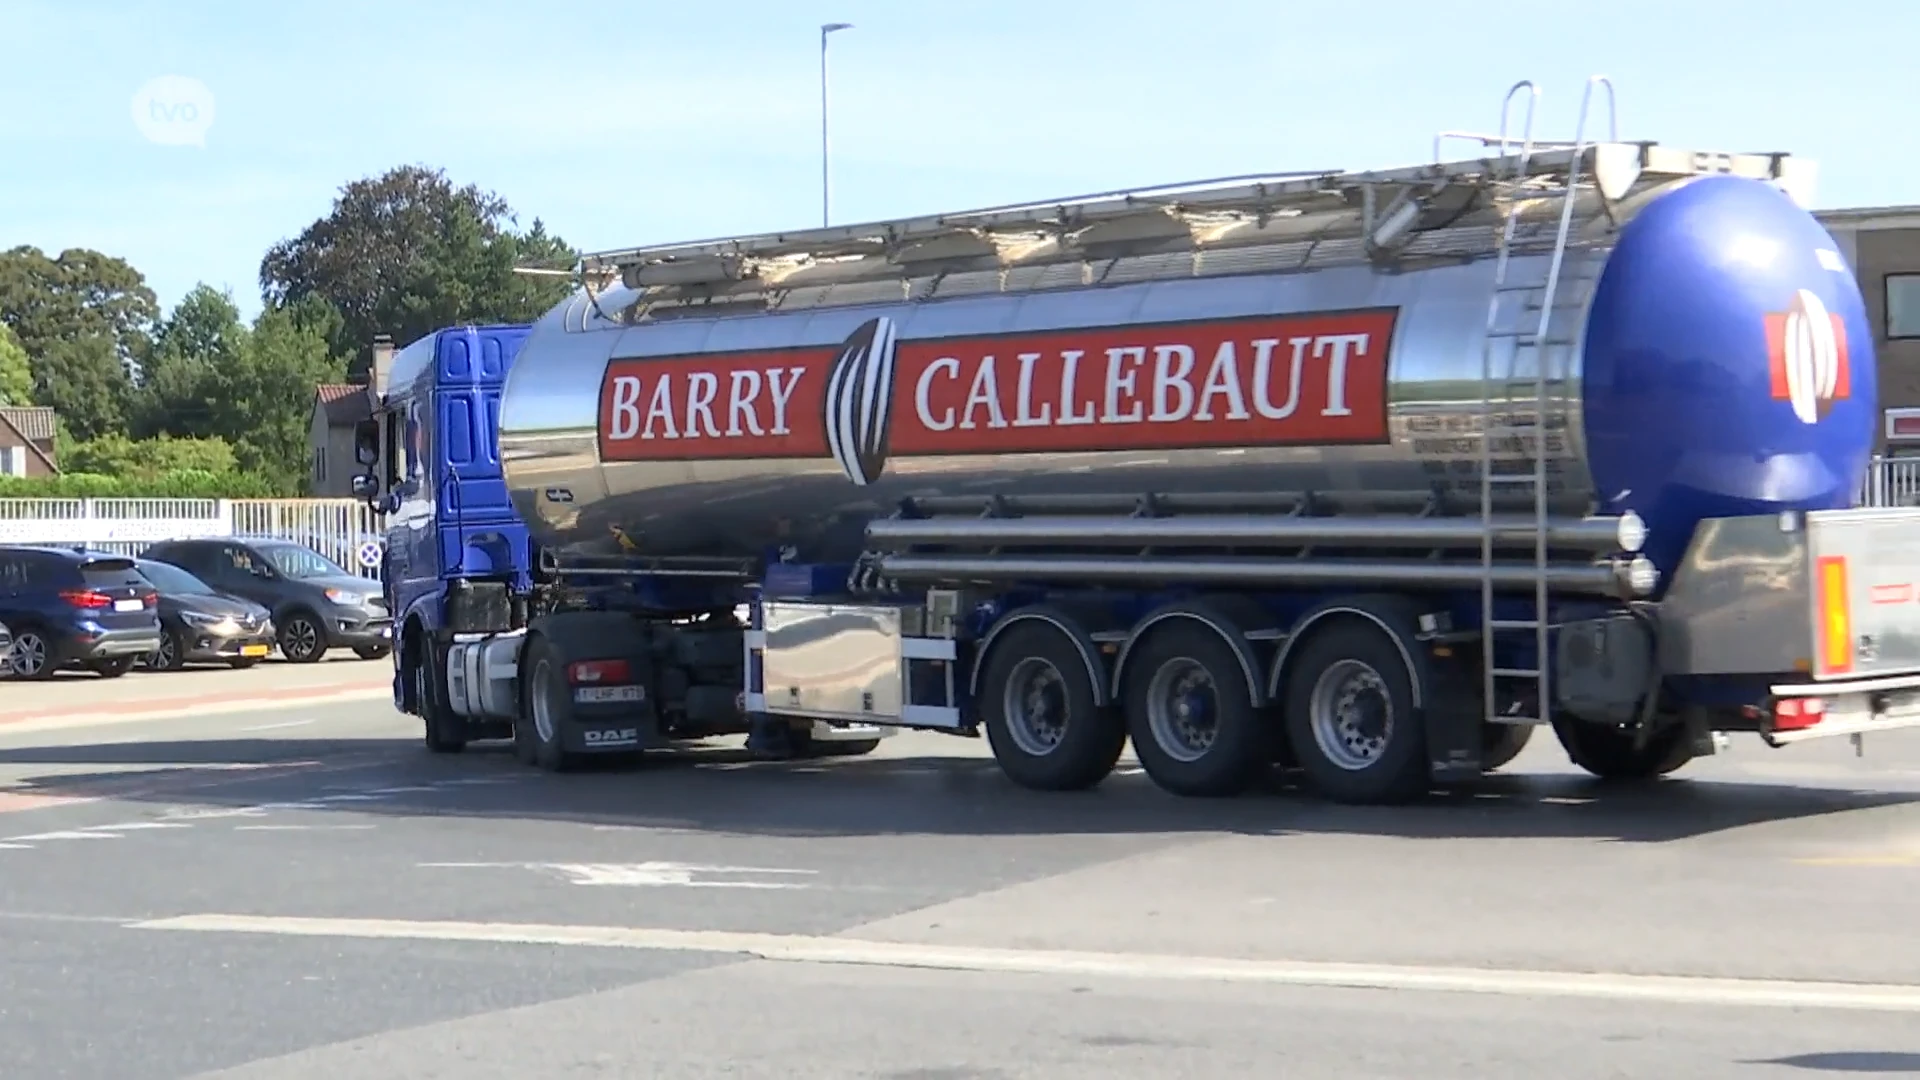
[134,283,246,439]
[0,245,156,438]
[215,305,344,491]
[258,164,576,375]
[34,335,131,440]
[0,245,157,369]
[0,323,31,406]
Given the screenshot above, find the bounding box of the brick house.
[0,405,58,478]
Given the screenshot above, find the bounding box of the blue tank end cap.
[1581,174,1876,578]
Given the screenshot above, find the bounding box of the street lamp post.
[819,21,853,227]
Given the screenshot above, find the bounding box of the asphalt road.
[3,694,1920,1079]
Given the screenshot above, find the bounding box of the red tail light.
[1774,697,1827,732]
[142,591,158,608]
[567,659,631,684]
[59,589,112,609]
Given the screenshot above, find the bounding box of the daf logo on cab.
[596,308,1396,486]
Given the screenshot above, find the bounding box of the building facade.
[1815,205,1920,453]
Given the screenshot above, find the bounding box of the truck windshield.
[259,542,351,580]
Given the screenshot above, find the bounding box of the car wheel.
[8,629,55,681]
[277,612,328,664]
[150,627,188,672]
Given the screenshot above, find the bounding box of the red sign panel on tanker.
[598,308,1397,486]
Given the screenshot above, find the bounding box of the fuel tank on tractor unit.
[498,159,1875,583]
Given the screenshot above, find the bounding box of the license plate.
[112,598,143,613]
[574,685,645,704]
[241,644,270,657]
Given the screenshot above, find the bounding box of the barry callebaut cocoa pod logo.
[823,316,900,486]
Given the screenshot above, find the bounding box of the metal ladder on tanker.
[1477,75,1618,730]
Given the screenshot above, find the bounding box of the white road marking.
[130,913,1920,1014]
[8,830,121,841]
[240,719,316,732]
[234,824,378,832]
[420,861,818,889]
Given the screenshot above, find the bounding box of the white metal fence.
[1864,455,1920,508]
[0,498,386,580]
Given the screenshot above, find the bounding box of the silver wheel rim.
[12,634,45,677]
[284,618,318,660]
[156,634,176,668]
[1309,659,1393,771]
[1145,657,1219,763]
[1002,657,1068,757]
[531,660,556,743]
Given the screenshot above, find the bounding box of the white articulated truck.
[352,77,1920,804]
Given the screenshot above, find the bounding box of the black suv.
[141,537,392,663]
[0,546,163,679]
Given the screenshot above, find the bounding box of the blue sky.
[0,0,1907,327]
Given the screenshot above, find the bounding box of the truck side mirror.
[353,419,380,467]
[350,474,380,500]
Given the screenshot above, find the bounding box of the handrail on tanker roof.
[574,142,1810,277]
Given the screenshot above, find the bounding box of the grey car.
[140,536,392,663]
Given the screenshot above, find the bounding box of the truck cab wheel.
[1120,624,1270,798]
[977,621,1125,791]
[417,644,465,754]
[1482,722,1535,772]
[516,636,579,773]
[1551,717,1693,781]
[1281,618,1429,805]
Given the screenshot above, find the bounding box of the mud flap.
[1422,661,1487,783]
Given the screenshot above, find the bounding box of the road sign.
[356,540,384,569]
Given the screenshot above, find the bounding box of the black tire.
[515,635,578,772]
[8,627,57,681]
[1121,624,1270,798]
[277,610,329,664]
[90,656,137,679]
[227,657,261,670]
[1482,723,1535,772]
[1282,618,1429,805]
[149,626,188,672]
[1552,717,1694,781]
[416,641,466,754]
[977,621,1126,791]
[353,645,391,661]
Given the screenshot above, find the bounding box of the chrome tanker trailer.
[358,79,1920,805]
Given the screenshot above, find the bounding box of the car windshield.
[259,542,350,580]
[135,559,213,595]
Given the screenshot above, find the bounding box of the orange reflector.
[1816,555,1852,675]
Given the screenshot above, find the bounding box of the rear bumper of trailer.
[1756,672,1920,746]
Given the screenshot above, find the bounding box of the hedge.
[0,470,286,499]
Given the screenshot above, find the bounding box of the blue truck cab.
[351,324,533,723]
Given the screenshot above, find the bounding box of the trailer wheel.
[1482,723,1535,772]
[1121,624,1270,797]
[1281,618,1428,805]
[417,641,465,755]
[978,622,1125,791]
[516,635,579,773]
[1552,718,1693,781]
